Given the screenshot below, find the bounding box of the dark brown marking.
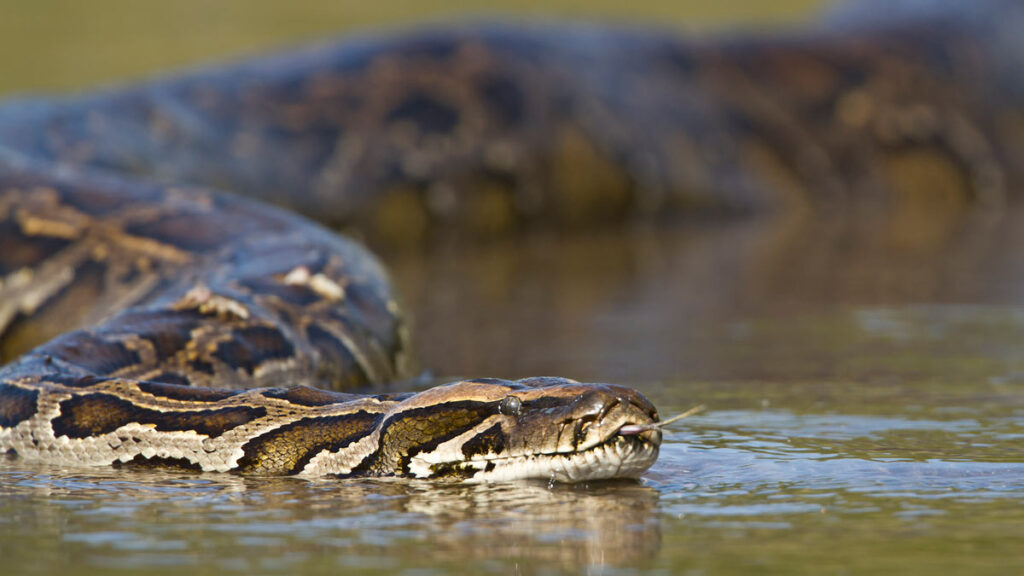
[51,393,265,439]
[48,332,140,376]
[339,449,380,479]
[147,372,192,386]
[387,93,458,134]
[478,75,525,128]
[0,219,73,276]
[460,422,506,460]
[235,411,381,474]
[114,311,202,359]
[56,183,136,216]
[136,380,242,402]
[306,324,369,388]
[212,325,294,374]
[188,359,216,375]
[0,383,39,428]
[68,375,109,388]
[123,211,239,252]
[428,461,477,480]
[113,454,203,472]
[377,401,497,475]
[35,374,109,388]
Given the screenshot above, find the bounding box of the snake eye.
[498,395,522,416]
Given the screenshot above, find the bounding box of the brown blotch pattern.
[146,372,192,386]
[212,325,295,375]
[136,381,242,402]
[460,422,507,460]
[114,310,203,359]
[48,332,140,376]
[0,220,73,276]
[0,384,39,428]
[51,393,266,439]
[386,93,459,135]
[377,401,496,475]
[235,410,382,474]
[56,183,140,216]
[41,374,109,388]
[306,324,369,389]
[113,454,203,472]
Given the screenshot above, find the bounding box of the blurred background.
[0,0,823,96]
[0,0,1021,386]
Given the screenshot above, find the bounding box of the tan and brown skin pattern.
[0,0,1021,481]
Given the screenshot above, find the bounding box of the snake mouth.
[616,422,663,443]
[500,432,660,483]
[422,424,661,483]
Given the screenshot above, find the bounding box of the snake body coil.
[0,0,1021,481]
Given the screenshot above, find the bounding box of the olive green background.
[0,0,821,95]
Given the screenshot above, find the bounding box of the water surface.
[4,209,1024,575]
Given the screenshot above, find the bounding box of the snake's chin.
[418,433,661,484]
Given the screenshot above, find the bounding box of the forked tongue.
[618,404,705,436]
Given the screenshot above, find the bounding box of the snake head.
[373,376,661,483]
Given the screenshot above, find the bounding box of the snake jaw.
[451,431,661,484]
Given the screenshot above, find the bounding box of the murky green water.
[5,381,1023,576]
[3,356,1023,575]
[4,210,1024,575]
[3,1,1024,574]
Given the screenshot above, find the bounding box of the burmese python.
[0,0,1020,481]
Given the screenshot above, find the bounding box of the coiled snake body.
[0,0,1020,481]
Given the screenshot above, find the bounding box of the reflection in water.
[0,465,660,574]
[400,481,660,568]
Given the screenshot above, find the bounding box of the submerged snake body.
[0,0,1021,480]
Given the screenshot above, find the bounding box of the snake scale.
[0,0,1021,482]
